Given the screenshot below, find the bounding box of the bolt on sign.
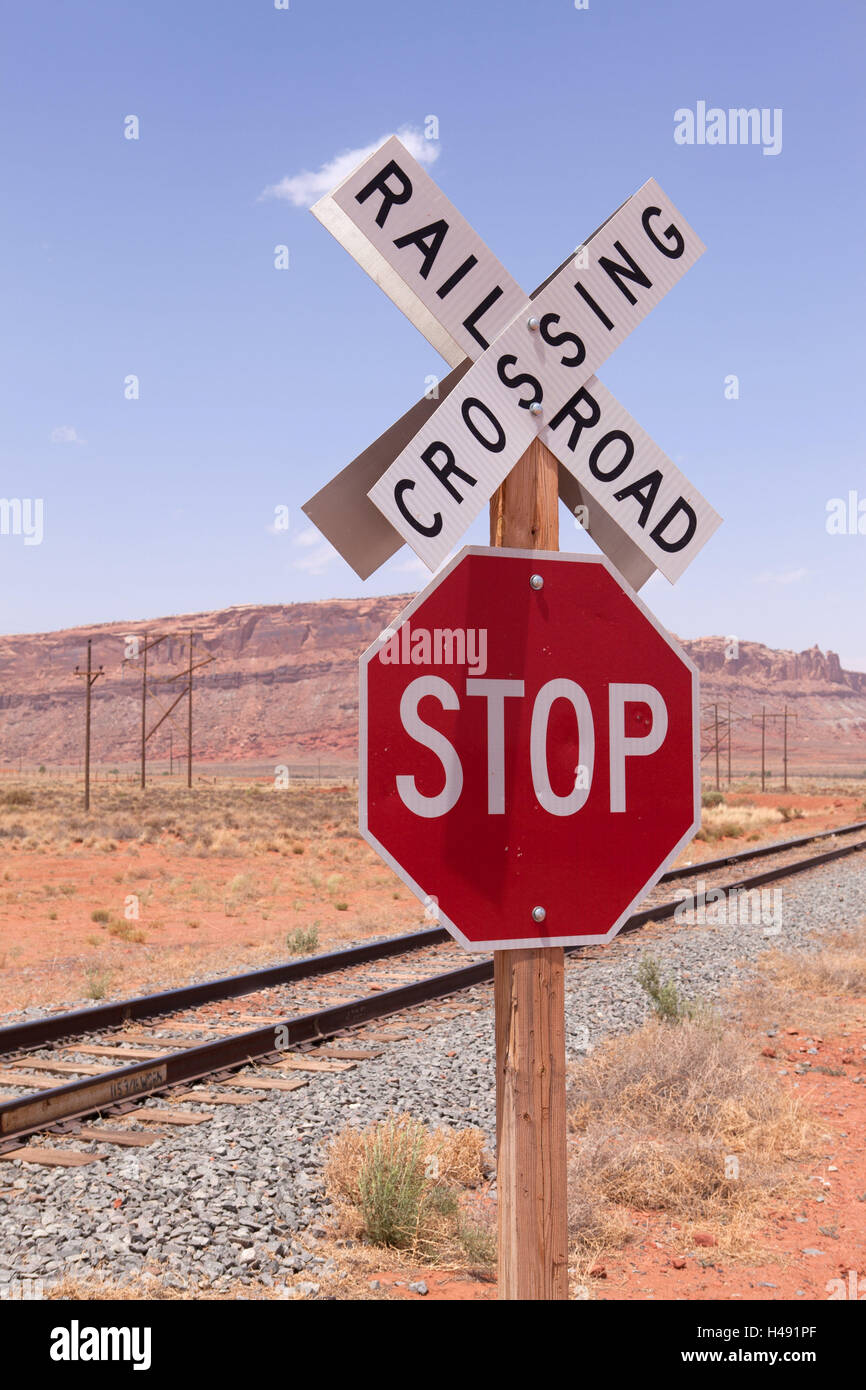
[360,548,700,950]
[306,136,721,589]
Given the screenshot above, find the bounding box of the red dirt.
[0,838,420,1012]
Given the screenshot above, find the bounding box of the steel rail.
[3,819,864,1056]
[657,818,866,881]
[1,834,864,1150]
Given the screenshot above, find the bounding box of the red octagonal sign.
[360,548,700,951]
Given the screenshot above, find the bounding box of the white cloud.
[756,567,808,585]
[290,525,337,575]
[293,525,323,548]
[50,425,85,445]
[259,126,440,208]
[388,552,429,577]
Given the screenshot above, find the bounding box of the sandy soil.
[1,787,863,1015]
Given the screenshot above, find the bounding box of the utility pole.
[752,705,796,792]
[714,703,720,791]
[760,705,766,791]
[169,729,173,776]
[140,631,148,789]
[187,629,194,789]
[73,639,104,811]
[727,698,732,784]
[127,631,183,789]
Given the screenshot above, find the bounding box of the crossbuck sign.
[304,137,721,590]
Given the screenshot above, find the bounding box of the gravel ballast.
[1,855,864,1293]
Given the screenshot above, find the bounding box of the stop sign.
[360,547,700,950]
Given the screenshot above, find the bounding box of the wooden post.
[187,629,194,789]
[74,638,103,812]
[140,632,148,790]
[727,699,732,785]
[84,638,93,812]
[761,705,766,792]
[490,437,569,1301]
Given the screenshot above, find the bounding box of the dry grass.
[44,1266,396,1301]
[731,921,866,1036]
[697,803,783,843]
[325,1114,494,1266]
[0,781,358,856]
[759,922,866,997]
[566,1018,814,1265]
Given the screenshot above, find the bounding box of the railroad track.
[1,818,865,1165]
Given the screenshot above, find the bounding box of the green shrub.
[85,967,112,1000]
[636,956,701,1025]
[357,1115,428,1248]
[286,926,319,955]
[701,790,725,809]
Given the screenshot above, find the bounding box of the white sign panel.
[311,145,717,586]
[368,179,709,572]
[313,135,528,369]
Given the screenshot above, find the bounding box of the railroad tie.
[0,1147,106,1167]
[74,1127,164,1146]
[317,1047,385,1061]
[127,1110,212,1125]
[268,1057,355,1073]
[209,1075,308,1093]
[181,1091,265,1105]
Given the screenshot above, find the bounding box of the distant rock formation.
[0,602,864,771]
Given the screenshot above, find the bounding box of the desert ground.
[0,772,864,1016]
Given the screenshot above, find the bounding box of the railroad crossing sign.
[305,136,721,589]
[360,547,700,951]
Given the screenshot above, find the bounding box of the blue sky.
[2,0,864,668]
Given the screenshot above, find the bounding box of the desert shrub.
[701,790,724,809]
[325,1115,488,1259]
[286,926,319,955]
[357,1115,428,1248]
[636,955,702,1024]
[107,920,146,943]
[566,1017,813,1253]
[0,789,34,808]
[90,909,110,924]
[85,967,112,999]
[756,923,866,997]
[778,805,805,823]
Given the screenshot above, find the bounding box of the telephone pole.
[73,639,104,811]
[714,703,720,791]
[760,705,766,791]
[125,631,213,790]
[727,698,732,784]
[751,705,797,791]
[751,705,769,791]
[783,703,793,792]
[187,629,194,789]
